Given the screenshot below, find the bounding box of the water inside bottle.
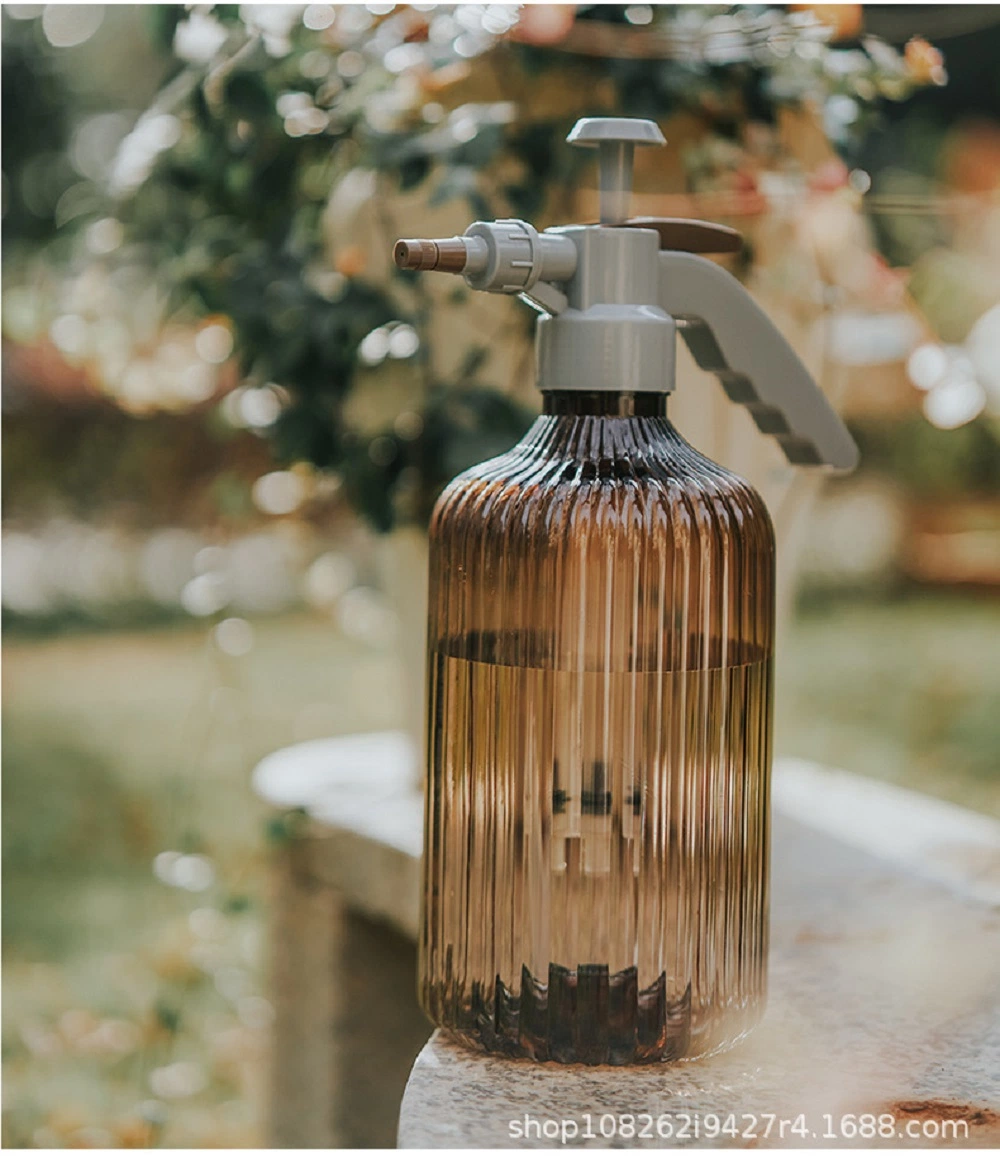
[421,636,772,1063]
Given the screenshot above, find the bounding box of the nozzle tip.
[394,239,433,270]
[393,237,469,273]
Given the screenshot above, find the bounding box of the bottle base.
[423,964,764,1066]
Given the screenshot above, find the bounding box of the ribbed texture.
[421,412,775,1063]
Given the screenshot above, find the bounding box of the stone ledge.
[399,811,1000,1148]
[251,736,1000,1149]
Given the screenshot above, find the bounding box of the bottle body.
[420,395,775,1063]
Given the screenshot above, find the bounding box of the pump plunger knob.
[567,117,666,224]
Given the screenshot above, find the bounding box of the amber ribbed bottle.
[421,391,775,1064]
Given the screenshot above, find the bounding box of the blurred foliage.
[781,593,1000,815]
[3,394,265,525]
[855,413,1000,501]
[2,3,952,531]
[1,25,73,246]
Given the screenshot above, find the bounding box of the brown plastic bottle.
[400,117,856,1065]
[421,390,774,1063]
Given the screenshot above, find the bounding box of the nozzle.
[393,237,470,273]
[392,220,577,314]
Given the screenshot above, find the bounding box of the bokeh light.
[907,343,950,391]
[41,4,103,48]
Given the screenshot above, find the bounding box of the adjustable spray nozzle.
[395,218,578,315]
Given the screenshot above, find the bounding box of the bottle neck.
[541,391,668,418]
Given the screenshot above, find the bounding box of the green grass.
[777,593,1000,817]
[3,613,404,951]
[2,612,403,1148]
[2,595,997,1146]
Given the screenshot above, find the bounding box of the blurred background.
[3,2,999,1150]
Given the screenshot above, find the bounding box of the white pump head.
[393,117,859,472]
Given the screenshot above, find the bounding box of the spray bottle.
[395,117,857,1064]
